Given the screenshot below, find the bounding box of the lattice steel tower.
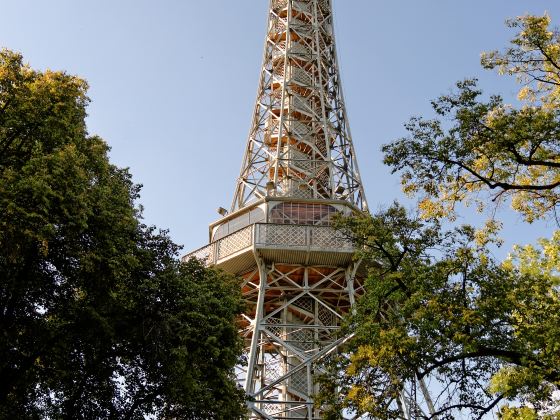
[185,0,367,418]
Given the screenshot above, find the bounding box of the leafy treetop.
[0,49,246,419]
[383,15,560,223]
[317,205,560,419]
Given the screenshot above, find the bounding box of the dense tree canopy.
[0,49,246,419]
[383,15,560,222]
[318,14,560,420]
[318,206,560,419]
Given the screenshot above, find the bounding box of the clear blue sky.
[2,1,559,255]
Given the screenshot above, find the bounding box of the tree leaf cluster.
[383,15,560,223]
[318,14,560,419]
[0,49,246,419]
[318,205,560,419]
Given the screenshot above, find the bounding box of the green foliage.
[317,205,560,419]
[0,49,246,419]
[499,406,540,420]
[317,13,560,420]
[383,15,560,222]
[481,14,560,108]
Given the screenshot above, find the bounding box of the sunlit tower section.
[232,0,366,210]
[184,0,368,418]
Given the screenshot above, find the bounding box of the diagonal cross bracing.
[232,0,367,212]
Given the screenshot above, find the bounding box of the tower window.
[212,207,265,241]
[269,202,337,226]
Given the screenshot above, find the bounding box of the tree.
[0,49,246,419]
[317,205,560,419]
[317,15,560,419]
[382,15,560,223]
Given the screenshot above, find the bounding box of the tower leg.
[244,262,360,419]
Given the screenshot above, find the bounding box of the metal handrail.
[183,222,353,265]
[255,223,353,250]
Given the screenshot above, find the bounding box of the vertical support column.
[303,267,315,419]
[272,0,292,192]
[311,282,320,420]
[281,295,288,417]
[312,0,334,198]
[346,262,361,312]
[245,257,268,397]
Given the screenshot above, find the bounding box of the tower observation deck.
[184,0,368,418]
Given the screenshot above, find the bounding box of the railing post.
[212,242,217,264]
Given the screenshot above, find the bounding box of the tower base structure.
[184,198,364,419]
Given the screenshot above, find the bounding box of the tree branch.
[419,347,524,379]
[447,158,560,191]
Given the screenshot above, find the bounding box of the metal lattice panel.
[257,223,308,247]
[318,304,337,327]
[310,226,353,249]
[183,243,215,265]
[294,296,314,313]
[255,223,353,250]
[264,355,283,382]
[266,316,283,337]
[216,225,253,259]
[288,327,315,352]
[290,368,308,394]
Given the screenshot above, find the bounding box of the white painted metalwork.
[240,263,360,419]
[184,223,353,263]
[182,0,391,418]
[231,0,367,213]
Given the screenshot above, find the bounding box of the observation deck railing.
[182,223,353,266]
